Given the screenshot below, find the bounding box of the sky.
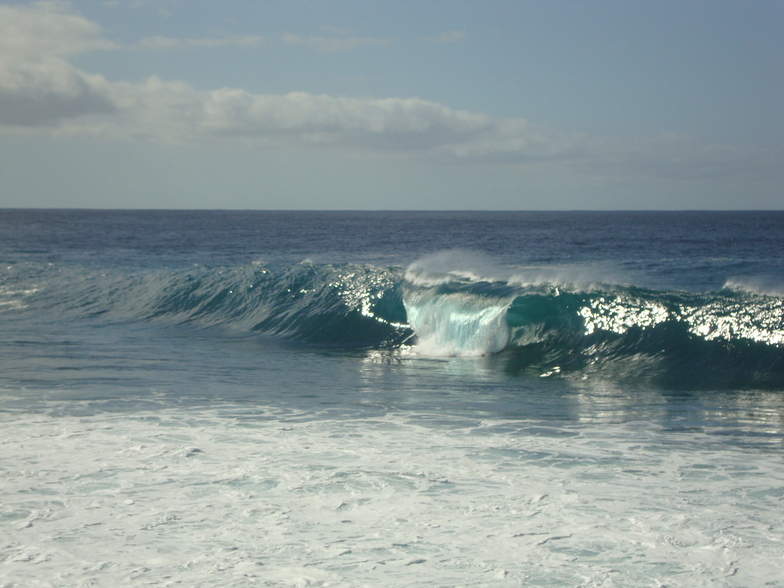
[0,0,782,210]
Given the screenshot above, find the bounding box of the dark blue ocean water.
[2,210,784,586]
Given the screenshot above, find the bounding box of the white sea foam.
[2,407,783,587]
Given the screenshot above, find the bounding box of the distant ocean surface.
[2,210,783,587]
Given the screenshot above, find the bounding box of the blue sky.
[0,0,782,209]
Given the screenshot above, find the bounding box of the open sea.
[1,209,783,587]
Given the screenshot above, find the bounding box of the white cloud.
[426,31,467,44]
[102,0,177,17]
[0,61,115,126]
[62,78,571,161]
[281,34,391,53]
[0,3,565,158]
[135,35,181,50]
[0,2,116,126]
[136,34,264,50]
[0,2,117,59]
[0,4,562,156]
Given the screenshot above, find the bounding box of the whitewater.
[1,210,783,586]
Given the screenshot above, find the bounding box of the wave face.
[13,262,411,348]
[8,255,784,388]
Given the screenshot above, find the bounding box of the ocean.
[1,210,783,587]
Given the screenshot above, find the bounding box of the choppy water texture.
[1,210,784,586]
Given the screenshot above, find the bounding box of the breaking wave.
[7,255,784,388]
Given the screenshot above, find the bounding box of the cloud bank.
[0,3,567,161]
[0,2,778,182]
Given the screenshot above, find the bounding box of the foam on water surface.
[2,407,782,587]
